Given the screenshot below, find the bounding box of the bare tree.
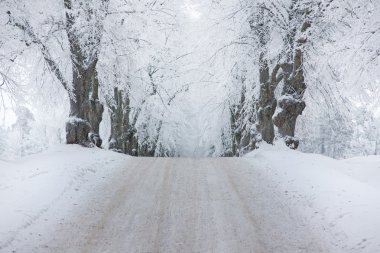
[7,0,109,147]
[249,0,334,149]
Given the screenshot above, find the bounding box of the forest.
[1,1,380,252]
[0,0,379,158]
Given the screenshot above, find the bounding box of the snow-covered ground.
[0,144,379,252]
[245,143,380,253]
[0,145,130,252]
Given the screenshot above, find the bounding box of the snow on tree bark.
[64,0,107,147]
[273,8,311,149]
[7,0,109,147]
[107,87,138,155]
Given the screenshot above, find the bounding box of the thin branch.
[7,12,69,91]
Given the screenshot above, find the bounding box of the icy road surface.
[1,158,326,253]
[1,145,379,253]
[48,158,329,253]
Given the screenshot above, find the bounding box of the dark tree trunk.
[108,87,139,155]
[8,0,108,147]
[252,2,312,149]
[66,65,104,147]
[228,84,257,157]
[64,0,107,147]
[108,87,124,151]
[253,7,282,145]
[273,20,310,149]
[229,104,239,156]
[150,120,163,156]
[108,65,163,157]
[256,52,275,144]
[256,60,286,144]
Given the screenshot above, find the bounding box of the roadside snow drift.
[0,145,130,251]
[244,144,380,253]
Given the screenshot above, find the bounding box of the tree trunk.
[256,52,276,144]
[64,0,107,147]
[108,87,139,155]
[273,21,310,149]
[7,0,108,147]
[150,120,163,156]
[108,87,124,151]
[108,87,139,156]
[229,105,238,156]
[228,83,257,156]
[253,7,281,145]
[66,65,104,147]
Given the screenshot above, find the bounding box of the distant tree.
[12,106,35,156]
[228,64,257,156]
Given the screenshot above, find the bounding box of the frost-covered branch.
[7,11,70,91]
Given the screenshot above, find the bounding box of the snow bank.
[341,155,380,190]
[245,143,380,253]
[0,145,130,251]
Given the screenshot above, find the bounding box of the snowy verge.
[341,155,380,190]
[0,145,130,250]
[244,143,380,253]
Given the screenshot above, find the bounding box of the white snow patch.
[245,144,380,253]
[0,145,130,251]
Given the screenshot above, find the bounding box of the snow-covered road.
[42,158,329,253]
[1,145,380,253]
[1,158,324,253]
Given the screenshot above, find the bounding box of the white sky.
[182,0,202,20]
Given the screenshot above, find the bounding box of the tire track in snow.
[220,159,263,253]
[81,158,157,253]
[152,158,172,252]
[5,157,337,253]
